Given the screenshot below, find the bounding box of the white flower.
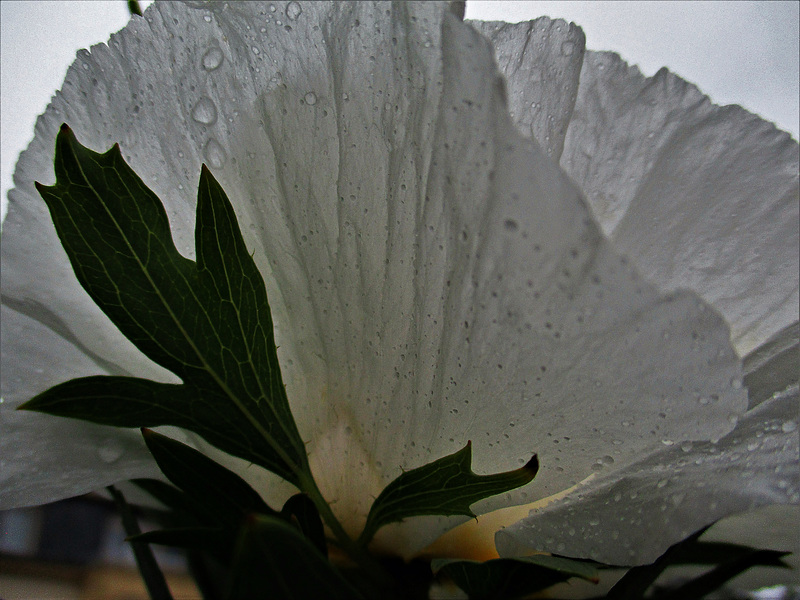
[1,1,797,568]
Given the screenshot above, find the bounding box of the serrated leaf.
[358,441,538,545]
[141,429,277,531]
[226,514,365,600]
[21,124,308,487]
[431,555,598,600]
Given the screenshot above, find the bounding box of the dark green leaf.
[281,494,328,557]
[226,514,366,600]
[667,540,783,566]
[22,125,308,487]
[108,485,173,600]
[431,555,598,600]
[129,527,227,549]
[141,429,276,531]
[132,478,194,515]
[606,527,709,600]
[358,442,538,544]
[653,550,790,600]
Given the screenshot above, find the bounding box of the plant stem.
[107,485,173,600]
[297,473,401,595]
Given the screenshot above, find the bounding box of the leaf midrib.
[70,146,302,481]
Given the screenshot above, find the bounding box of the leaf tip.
[523,454,539,476]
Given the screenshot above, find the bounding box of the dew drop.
[201,47,224,70]
[782,421,798,433]
[304,91,318,105]
[680,441,694,453]
[286,1,302,20]
[560,41,575,56]
[204,138,227,168]
[98,438,124,464]
[203,14,212,23]
[503,219,519,232]
[251,45,261,55]
[191,97,218,125]
[588,518,600,526]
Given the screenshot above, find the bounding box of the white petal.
[559,51,799,357]
[496,380,799,565]
[468,18,586,161]
[1,2,749,560]
[0,305,160,508]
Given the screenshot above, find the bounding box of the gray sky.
[2,1,798,219]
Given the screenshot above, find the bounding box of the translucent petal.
[558,51,799,357]
[496,376,798,566]
[0,2,759,561]
[0,305,160,508]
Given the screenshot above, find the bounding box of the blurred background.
[1,2,798,599]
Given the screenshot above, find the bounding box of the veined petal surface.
[0,2,770,562]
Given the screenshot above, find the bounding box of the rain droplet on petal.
[286,1,302,20]
[201,47,224,70]
[782,421,798,433]
[204,138,227,168]
[503,219,519,232]
[304,91,317,105]
[98,438,123,464]
[192,97,218,125]
[561,41,575,56]
[203,14,212,23]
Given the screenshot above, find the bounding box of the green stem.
[107,485,173,600]
[297,473,399,594]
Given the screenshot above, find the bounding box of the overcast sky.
[2,1,798,219]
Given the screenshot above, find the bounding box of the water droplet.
[191,97,218,125]
[269,3,276,12]
[680,441,694,453]
[588,518,600,526]
[98,438,123,463]
[561,41,575,56]
[656,478,669,489]
[204,138,227,168]
[286,1,302,20]
[661,439,674,446]
[251,45,261,55]
[201,47,224,70]
[304,91,317,105]
[503,219,519,232]
[782,421,797,433]
[203,14,212,23]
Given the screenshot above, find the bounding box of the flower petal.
[1,2,749,561]
[496,372,798,566]
[0,305,160,508]
[558,51,799,357]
